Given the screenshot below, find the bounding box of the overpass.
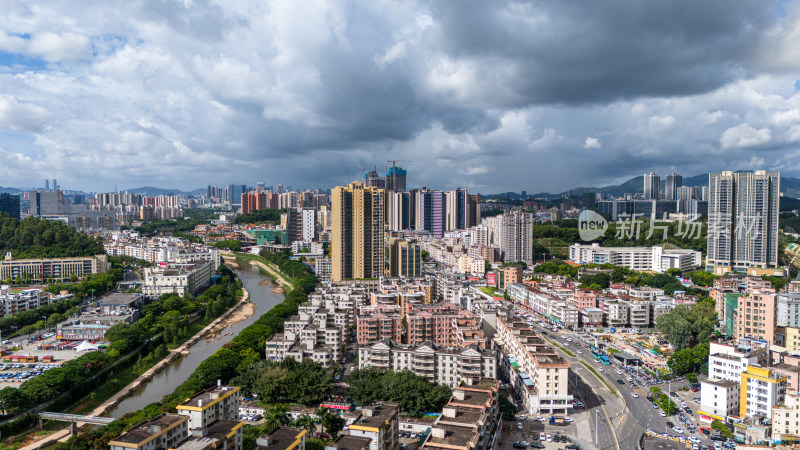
[38,412,116,435]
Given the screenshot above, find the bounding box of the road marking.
[617,415,626,427]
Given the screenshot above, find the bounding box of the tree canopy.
[234,208,284,224]
[0,216,104,259]
[656,303,717,351]
[347,367,452,417]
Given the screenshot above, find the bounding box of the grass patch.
[479,286,499,296]
[67,368,140,415]
[580,361,618,397]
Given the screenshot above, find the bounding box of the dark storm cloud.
[0,1,798,192]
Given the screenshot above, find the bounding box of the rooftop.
[109,414,187,445]
[177,385,240,410]
[701,378,739,388]
[325,434,373,450]
[255,427,307,450]
[422,424,477,449]
[351,402,399,429]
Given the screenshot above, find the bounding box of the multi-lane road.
[509,304,724,449]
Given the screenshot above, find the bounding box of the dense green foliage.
[233,359,333,405]
[234,208,284,224]
[688,271,716,287]
[535,260,710,297]
[780,212,800,234]
[667,342,709,375]
[211,239,243,251]
[656,303,717,351]
[259,250,318,294]
[347,367,452,417]
[0,216,104,259]
[499,394,518,420]
[712,420,734,439]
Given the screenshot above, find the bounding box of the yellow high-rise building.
[331,181,385,282]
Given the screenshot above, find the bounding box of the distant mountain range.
[0,187,22,194]
[500,172,800,200]
[119,186,207,196]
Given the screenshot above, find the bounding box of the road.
[509,303,720,449]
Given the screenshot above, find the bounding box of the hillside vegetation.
[0,216,104,259]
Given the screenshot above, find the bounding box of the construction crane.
[387,160,411,168]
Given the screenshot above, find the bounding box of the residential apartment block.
[142,260,214,297]
[1,253,110,283]
[568,243,701,273]
[358,340,497,388]
[494,316,572,414]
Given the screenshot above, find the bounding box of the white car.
[631,392,638,398]
[616,369,623,374]
[533,416,545,422]
[598,367,604,372]
[680,402,687,408]
[577,350,583,354]
[660,411,667,417]
[539,432,546,440]
[626,376,633,381]
[546,434,552,442]
[673,426,683,433]
[688,437,701,444]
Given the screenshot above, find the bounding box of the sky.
[1,1,800,194]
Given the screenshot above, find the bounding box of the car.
[631,392,638,398]
[616,369,623,374]
[598,367,604,372]
[577,350,583,354]
[722,443,735,449]
[691,387,700,392]
[561,435,569,443]
[533,416,545,422]
[666,421,674,428]
[531,433,538,440]
[694,397,701,403]
[539,432,546,440]
[617,379,625,385]
[680,402,687,408]
[545,434,552,441]
[565,445,580,450]
[713,443,722,450]
[513,443,527,449]
[517,422,523,430]
[529,444,545,449]
[626,376,633,381]
[652,403,659,409]
[684,407,692,414]
[688,437,701,444]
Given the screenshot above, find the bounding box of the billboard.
[486,272,497,286]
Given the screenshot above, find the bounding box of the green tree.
[499,394,518,420]
[667,343,709,375]
[314,407,331,435]
[256,366,289,403]
[711,420,734,439]
[264,404,290,430]
[294,414,316,433]
[322,412,345,439]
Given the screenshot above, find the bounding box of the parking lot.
[497,419,583,449]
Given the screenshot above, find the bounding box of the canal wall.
[222,253,294,291]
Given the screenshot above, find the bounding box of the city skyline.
[0,2,798,193]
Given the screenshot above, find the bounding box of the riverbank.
[223,253,294,290]
[19,285,253,450]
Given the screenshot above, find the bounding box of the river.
[105,263,284,417]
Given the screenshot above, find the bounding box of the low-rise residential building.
[421,379,500,450]
[698,378,740,423]
[358,340,496,388]
[772,391,800,445]
[356,306,402,345]
[176,384,242,430]
[580,308,603,327]
[109,414,190,450]
[347,402,399,450]
[0,287,53,316]
[493,316,572,414]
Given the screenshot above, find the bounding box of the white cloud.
[0,96,50,132]
[720,124,773,149]
[583,137,601,149]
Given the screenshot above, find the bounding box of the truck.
[549,416,569,426]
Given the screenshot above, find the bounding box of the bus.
[591,347,611,365]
